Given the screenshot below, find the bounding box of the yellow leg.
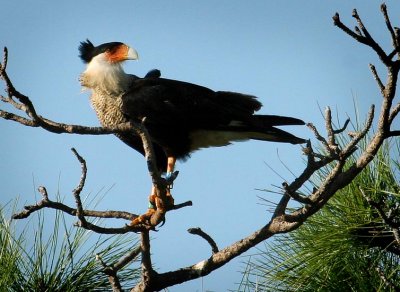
[167,156,176,173]
[165,156,176,205]
[130,157,177,226]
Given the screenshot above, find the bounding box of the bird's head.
[79,39,138,92]
[79,39,138,64]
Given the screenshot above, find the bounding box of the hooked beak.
[126,46,139,60]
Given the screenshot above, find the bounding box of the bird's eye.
[108,47,118,54]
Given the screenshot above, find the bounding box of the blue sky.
[1,1,400,290]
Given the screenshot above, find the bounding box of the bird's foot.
[129,191,174,227]
[129,208,156,226]
[129,194,158,226]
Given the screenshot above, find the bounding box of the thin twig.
[333,12,390,66]
[333,118,350,135]
[325,107,340,155]
[113,245,141,271]
[282,182,312,205]
[71,148,89,227]
[381,3,400,57]
[188,227,219,254]
[306,123,333,156]
[0,47,8,73]
[369,64,385,95]
[341,105,375,158]
[389,102,400,124]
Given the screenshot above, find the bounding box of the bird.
[79,39,306,225]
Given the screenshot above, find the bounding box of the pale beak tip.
[127,47,139,60]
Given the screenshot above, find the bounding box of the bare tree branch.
[132,231,156,291]
[389,102,400,124]
[188,227,219,254]
[381,3,400,58]
[11,186,137,221]
[333,118,350,135]
[370,64,386,95]
[97,246,141,292]
[333,11,390,66]
[97,254,123,292]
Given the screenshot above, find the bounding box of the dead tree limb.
[188,227,219,254]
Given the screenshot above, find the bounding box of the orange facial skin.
[106,44,130,63]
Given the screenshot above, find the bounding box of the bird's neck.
[80,57,131,95]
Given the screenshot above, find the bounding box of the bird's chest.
[90,92,127,127]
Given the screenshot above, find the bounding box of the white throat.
[80,54,130,94]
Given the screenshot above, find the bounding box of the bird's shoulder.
[122,77,215,106]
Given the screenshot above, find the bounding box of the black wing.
[121,77,305,159]
[122,78,262,128]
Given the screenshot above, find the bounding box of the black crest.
[79,39,95,63]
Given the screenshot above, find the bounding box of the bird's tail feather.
[248,127,306,144]
[253,114,305,126]
[219,115,306,144]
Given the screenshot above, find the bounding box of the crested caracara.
[79,40,306,224]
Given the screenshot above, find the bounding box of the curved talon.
[159,217,166,227]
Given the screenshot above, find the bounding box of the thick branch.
[132,231,156,291]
